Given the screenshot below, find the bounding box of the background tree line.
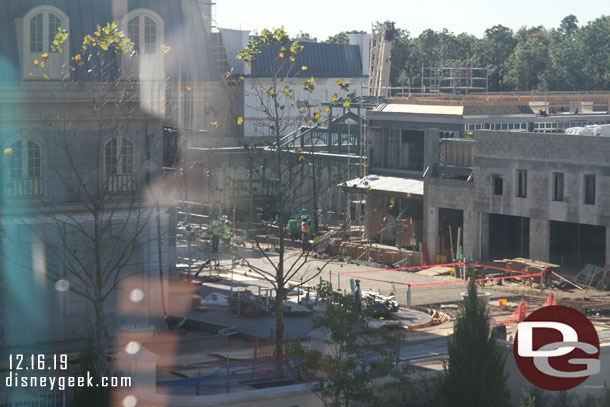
[316,14,610,92]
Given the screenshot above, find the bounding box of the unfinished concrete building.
[355,93,610,266]
[424,129,610,267]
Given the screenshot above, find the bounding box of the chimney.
[347,33,371,77]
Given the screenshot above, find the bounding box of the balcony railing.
[6,177,44,197]
[104,174,135,193]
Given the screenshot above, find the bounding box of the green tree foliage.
[325,14,610,91]
[290,282,409,407]
[440,274,510,407]
[504,28,550,90]
[476,25,517,91]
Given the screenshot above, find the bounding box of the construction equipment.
[369,21,396,98]
[288,210,316,238]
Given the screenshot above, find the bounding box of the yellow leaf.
[325,108,331,113]
[40,62,45,69]
[33,60,39,67]
[301,66,308,71]
[185,86,192,91]
[43,74,50,80]
[279,52,284,58]
[3,147,13,155]
[290,56,295,62]
[28,72,33,77]
[41,52,49,59]
[210,121,219,129]
[237,116,244,125]
[299,155,305,161]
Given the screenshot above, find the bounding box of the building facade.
[355,93,610,266]
[0,0,224,346]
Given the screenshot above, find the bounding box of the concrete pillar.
[463,210,479,260]
[480,212,489,260]
[424,206,438,263]
[529,218,550,262]
[605,226,610,267]
[423,128,441,263]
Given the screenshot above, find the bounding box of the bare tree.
[223,27,358,356]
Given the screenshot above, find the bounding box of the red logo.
[514,305,600,391]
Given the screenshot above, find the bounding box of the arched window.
[22,6,70,79]
[6,139,43,197]
[104,137,135,192]
[121,9,164,79]
[127,15,159,54]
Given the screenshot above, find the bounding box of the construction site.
[2,2,610,406]
[142,18,610,406]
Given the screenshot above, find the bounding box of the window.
[584,175,595,205]
[127,15,159,54]
[121,9,164,79]
[104,137,135,192]
[552,172,564,202]
[22,6,70,79]
[493,176,503,196]
[6,139,43,197]
[516,169,527,198]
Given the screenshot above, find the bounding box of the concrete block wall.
[473,131,610,227]
[424,129,610,263]
[474,131,610,263]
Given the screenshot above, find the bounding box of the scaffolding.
[369,21,396,98]
[422,67,488,94]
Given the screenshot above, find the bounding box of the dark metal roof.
[0,0,219,82]
[250,41,364,78]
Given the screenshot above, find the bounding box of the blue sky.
[216,0,609,40]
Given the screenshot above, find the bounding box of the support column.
[529,218,550,262]
[480,212,489,260]
[424,206,438,263]
[463,210,478,260]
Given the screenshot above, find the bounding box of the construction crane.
[369,21,396,98]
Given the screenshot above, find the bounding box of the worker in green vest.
[223,220,232,251]
[211,218,221,253]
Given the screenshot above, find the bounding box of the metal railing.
[6,178,44,197]
[278,112,362,152]
[104,174,135,193]
[156,358,300,395]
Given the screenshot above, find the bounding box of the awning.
[339,175,424,197]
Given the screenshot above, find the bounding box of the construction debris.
[228,291,270,317]
[573,264,605,288]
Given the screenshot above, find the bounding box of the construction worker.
[301,215,311,252]
[211,217,221,253]
[223,220,232,251]
[543,266,551,289]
